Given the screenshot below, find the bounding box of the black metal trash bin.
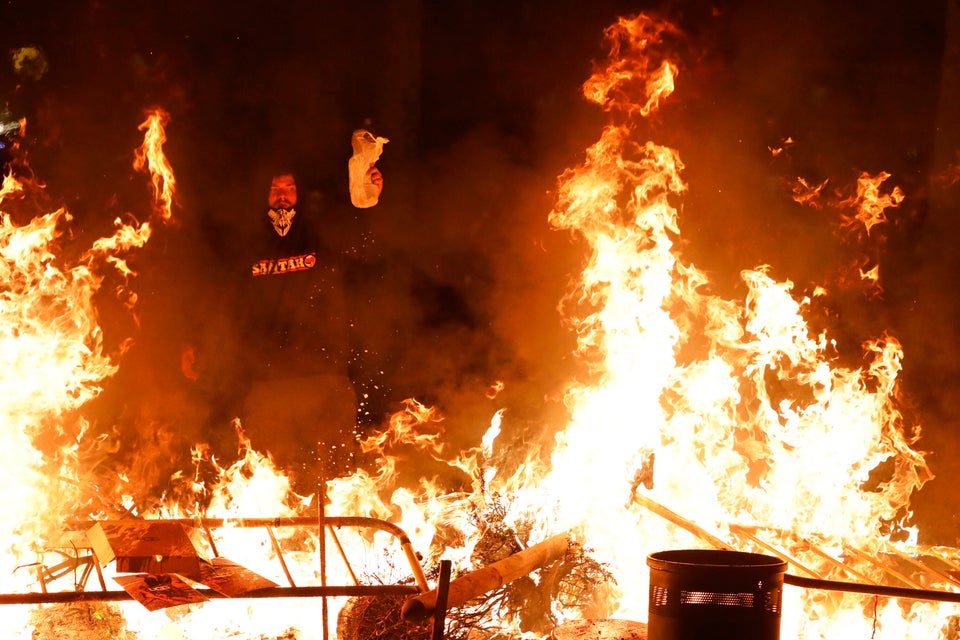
[647,549,786,640]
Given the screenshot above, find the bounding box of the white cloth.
[348,129,388,208]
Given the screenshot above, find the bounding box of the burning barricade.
[2,8,960,640]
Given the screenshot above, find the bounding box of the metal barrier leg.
[432,560,452,640]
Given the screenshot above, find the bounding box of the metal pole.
[784,573,960,603]
[319,460,328,640]
[0,585,419,605]
[432,560,452,640]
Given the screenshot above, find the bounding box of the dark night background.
[2,1,960,543]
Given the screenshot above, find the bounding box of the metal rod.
[202,525,219,558]
[402,537,430,593]
[319,468,328,640]
[66,516,418,533]
[630,492,735,551]
[60,516,426,590]
[882,544,960,590]
[91,553,106,590]
[842,543,924,590]
[37,563,48,595]
[918,547,960,578]
[0,584,419,605]
[631,496,960,606]
[809,542,874,584]
[432,560,452,640]
[784,573,960,603]
[78,561,93,592]
[728,524,822,578]
[326,525,359,586]
[266,526,297,588]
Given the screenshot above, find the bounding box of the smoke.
[5,0,960,540]
[0,1,618,497]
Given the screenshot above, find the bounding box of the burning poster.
[86,520,203,580]
[197,556,278,597]
[112,573,208,611]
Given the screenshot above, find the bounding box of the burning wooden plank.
[401,533,574,623]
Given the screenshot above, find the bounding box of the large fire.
[1,11,956,640]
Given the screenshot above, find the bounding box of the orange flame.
[769,136,794,157]
[0,175,117,635]
[582,15,679,117]
[791,176,829,209]
[536,12,935,638]
[840,171,904,238]
[133,108,176,223]
[2,12,951,640]
[0,112,186,638]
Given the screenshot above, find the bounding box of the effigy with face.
[267,174,297,237]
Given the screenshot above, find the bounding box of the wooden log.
[630,492,734,551]
[402,533,573,623]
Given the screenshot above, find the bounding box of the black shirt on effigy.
[239,207,350,378]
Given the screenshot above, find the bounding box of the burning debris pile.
[0,109,171,634]
[30,602,134,640]
[335,542,610,640]
[338,595,431,640]
[1,7,959,640]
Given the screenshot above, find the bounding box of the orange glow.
[0,115,181,638]
[0,173,118,635]
[0,11,952,640]
[932,157,960,188]
[536,12,937,638]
